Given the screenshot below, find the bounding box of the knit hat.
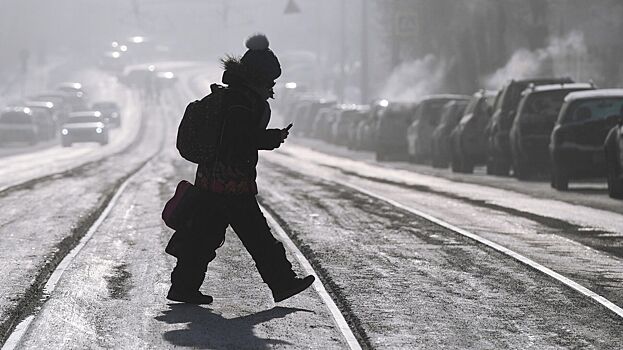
[240,34,281,84]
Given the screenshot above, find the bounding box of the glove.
[259,129,284,150]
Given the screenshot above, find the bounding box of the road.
[1,63,622,349]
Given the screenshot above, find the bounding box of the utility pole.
[361,0,369,104]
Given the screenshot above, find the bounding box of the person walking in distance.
[165,34,315,304]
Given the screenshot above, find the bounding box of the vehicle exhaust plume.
[380,54,447,102]
[483,31,589,89]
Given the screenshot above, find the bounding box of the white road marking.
[2,168,142,350]
[341,181,623,320]
[260,205,363,350]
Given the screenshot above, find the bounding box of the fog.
[1,0,622,103]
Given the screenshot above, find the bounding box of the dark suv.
[407,95,470,163]
[510,83,595,179]
[549,89,623,190]
[376,102,417,161]
[486,78,573,175]
[431,100,469,168]
[450,90,497,173]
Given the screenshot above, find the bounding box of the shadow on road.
[155,303,314,349]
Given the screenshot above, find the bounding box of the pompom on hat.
[240,33,281,84]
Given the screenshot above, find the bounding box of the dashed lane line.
[341,181,623,320]
[260,205,363,350]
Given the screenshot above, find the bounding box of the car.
[430,100,469,168]
[510,83,595,179]
[331,105,368,147]
[119,64,157,88]
[549,89,623,190]
[376,102,417,161]
[155,71,178,88]
[92,101,122,128]
[353,100,388,151]
[32,90,87,114]
[21,102,57,140]
[0,107,39,145]
[99,51,125,72]
[486,77,574,175]
[449,90,497,173]
[311,105,340,142]
[293,99,335,137]
[56,82,84,95]
[604,118,623,198]
[60,111,109,147]
[407,95,470,163]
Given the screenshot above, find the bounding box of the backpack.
[176,83,227,164]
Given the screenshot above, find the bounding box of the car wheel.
[376,152,386,162]
[607,164,623,199]
[486,159,495,175]
[551,167,569,191]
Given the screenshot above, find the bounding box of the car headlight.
[61,129,69,135]
[96,127,103,134]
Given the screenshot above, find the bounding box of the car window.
[522,90,570,120]
[564,97,623,123]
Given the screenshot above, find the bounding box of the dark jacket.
[194,60,282,195]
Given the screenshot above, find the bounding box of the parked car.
[312,105,341,142]
[92,101,122,128]
[604,119,623,198]
[60,111,109,147]
[486,77,574,175]
[549,89,623,190]
[376,102,417,161]
[354,100,388,151]
[510,83,595,179]
[450,90,497,173]
[430,100,469,168]
[294,99,335,137]
[331,105,367,147]
[407,95,470,163]
[0,107,39,145]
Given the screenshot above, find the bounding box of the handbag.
[162,180,203,230]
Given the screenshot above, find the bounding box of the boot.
[271,275,315,302]
[167,287,213,304]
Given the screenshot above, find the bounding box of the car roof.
[2,106,33,114]
[522,83,594,96]
[419,94,471,102]
[564,89,623,102]
[24,101,55,108]
[57,82,82,90]
[473,89,497,98]
[509,77,573,84]
[68,111,103,118]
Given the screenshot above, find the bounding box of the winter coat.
[194,60,282,195]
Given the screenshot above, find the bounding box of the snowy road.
[1,64,623,349]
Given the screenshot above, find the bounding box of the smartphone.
[285,123,293,131]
